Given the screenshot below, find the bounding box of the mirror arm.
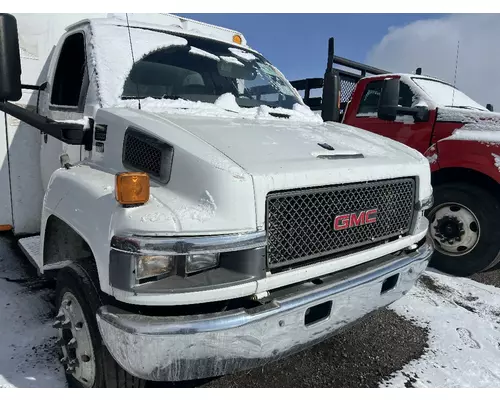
[0,101,92,146]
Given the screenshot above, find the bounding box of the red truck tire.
[426,182,500,276]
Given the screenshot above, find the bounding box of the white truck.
[0,13,434,387]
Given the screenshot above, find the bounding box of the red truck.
[291,38,500,277]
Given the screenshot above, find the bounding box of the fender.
[424,139,500,183]
[40,164,118,294]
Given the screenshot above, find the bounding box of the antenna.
[125,13,141,110]
[451,39,460,107]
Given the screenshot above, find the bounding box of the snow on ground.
[0,233,499,388]
[384,270,500,388]
[0,237,66,388]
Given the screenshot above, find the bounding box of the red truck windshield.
[412,78,486,111]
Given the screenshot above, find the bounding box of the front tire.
[426,182,500,276]
[54,260,145,388]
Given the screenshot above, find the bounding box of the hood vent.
[122,128,174,184]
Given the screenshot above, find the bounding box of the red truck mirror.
[378,77,430,123]
[0,14,22,102]
[378,78,399,121]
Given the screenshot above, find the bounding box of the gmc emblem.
[333,209,378,231]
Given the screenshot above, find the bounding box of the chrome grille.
[266,178,416,269]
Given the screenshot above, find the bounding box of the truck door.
[347,79,433,154]
[40,31,88,190]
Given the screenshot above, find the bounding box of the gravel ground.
[148,308,429,388]
[149,265,500,389]
[470,265,500,289]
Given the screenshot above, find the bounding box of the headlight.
[137,255,175,281]
[186,253,220,274]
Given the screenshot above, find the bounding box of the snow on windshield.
[89,23,188,108]
[413,78,486,111]
[89,22,304,115]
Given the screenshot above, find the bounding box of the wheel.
[426,182,500,276]
[54,260,145,388]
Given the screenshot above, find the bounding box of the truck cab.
[0,15,433,387]
[292,38,500,277]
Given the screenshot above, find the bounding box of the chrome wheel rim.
[428,202,480,257]
[53,292,96,387]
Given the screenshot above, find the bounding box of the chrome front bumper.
[97,238,433,382]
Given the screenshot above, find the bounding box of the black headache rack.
[290,37,389,122]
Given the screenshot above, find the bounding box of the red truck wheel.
[426,182,500,276]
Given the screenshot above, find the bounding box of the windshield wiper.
[446,105,485,111]
[121,95,183,100]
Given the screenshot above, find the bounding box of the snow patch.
[492,153,500,173]
[437,108,500,132]
[0,237,66,388]
[384,271,500,388]
[118,96,321,123]
[188,46,220,61]
[446,129,500,143]
[214,93,240,113]
[228,47,256,61]
[207,154,247,181]
[54,117,91,129]
[219,55,245,67]
[178,190,217,223]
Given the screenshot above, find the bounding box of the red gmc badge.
[333,209,378,231]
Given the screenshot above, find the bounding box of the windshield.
[121,34,301,110]
[412,78,487,111]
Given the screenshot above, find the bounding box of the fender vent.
[122,128,174,183]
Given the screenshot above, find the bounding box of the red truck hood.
[437,107,500,131]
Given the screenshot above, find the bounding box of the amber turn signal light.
[232,34,242,45]
[115,172,150,206]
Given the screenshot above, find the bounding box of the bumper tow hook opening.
[304,301,332,327]
[381,273,399,294]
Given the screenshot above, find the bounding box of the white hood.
[101,107,432,234]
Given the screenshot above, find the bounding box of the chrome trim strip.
[111,231,267,255]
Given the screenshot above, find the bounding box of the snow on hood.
[118,94,323,123]
[438,107,500,143]
[89,22,188,108]
[113,93,427,169]
[142,108,427,174]
[438,107,500,130]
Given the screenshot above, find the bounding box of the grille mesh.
[123,133,162,177]
[266,178,416,269]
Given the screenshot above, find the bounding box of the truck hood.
[156,112,431,229]
[438,107,500,131]
[103,107,432,234]
[159,113,427,171]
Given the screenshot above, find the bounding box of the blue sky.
[179,14,445,81]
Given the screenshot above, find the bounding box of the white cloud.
[366,14,500,110]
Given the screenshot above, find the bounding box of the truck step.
[18,235,42,270]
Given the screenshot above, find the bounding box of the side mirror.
[377,78,399,121]
[321,69,341,123]
[378,77,430,123]
[0,13,22,102]
[487,104,494,112]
